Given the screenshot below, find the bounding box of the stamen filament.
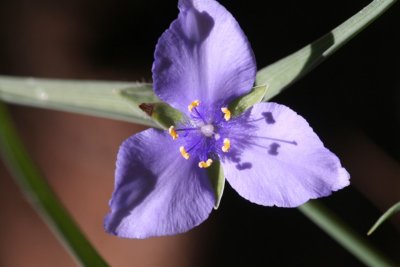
[198,158,213,168]
[222,138,231,152]
[175,127,198,132]
[193,108,207,124]
[221,107,231,121]
[168,126,178,140]
[188,100,207,124]
[179,146,190,160]
[187,140,202,153]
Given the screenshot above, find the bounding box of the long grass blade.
[0,102,109,267]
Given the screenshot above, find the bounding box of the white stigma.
[200,124,214,137]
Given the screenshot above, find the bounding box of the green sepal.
[368,201,400,235]
[206,160,225,209]
[139,102,183,129]
[228,85,268,116]
[119,87,183,128]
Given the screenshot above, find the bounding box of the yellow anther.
[198,158,213,168]
[179,146,190,160]
[168,126,178,140]
[221,107,231,121]
[188,100,200,112]
[222,138,231,153]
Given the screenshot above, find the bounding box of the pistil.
[200,124,214,137]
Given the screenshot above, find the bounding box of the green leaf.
[0,75,158,127]
[256,0,398,101]
[0,102,109,267]
[206,160,225,209]
[368,201,400,236]
[299,201,397,267]
[229,85,267,116]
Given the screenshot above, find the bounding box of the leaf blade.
[0,75,158,127]
[256,0,398,101]
[0,102,109,267]
[299,201,397,267]
[368,201,400,235]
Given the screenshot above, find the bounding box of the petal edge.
[105,129,215,238]
[222,102,350,207]
[152,0,256,113]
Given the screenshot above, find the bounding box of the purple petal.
[221,103,350,207]
[104,129,215,238]
[152,0,256,113]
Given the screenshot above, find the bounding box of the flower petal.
[152,0,256,113]
[104,128,215,238]
[221,103,350,207]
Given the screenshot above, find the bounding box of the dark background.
[0,0,399,266]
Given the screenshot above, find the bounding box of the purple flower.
[104,0,350,239]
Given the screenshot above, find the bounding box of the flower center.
[200,124,214,137]
[168,100,233,168]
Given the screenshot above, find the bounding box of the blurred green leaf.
[257,0,398,101]
[299,201,397,267]
[368,201,400,235]
[0,102,109,267]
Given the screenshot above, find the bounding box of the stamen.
[222,138,231,152]
[188,100,200,112]
[168,126,178,140]
[221,107,231,121]
[198,158,213,168]
[179,146,190,160]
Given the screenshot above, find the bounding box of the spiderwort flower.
[104,0,350,238]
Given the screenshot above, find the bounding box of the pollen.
[179,146,190,160]
[198,158,213,168]
[168,126,178,140]
[221,107,231,121]
[222,138,231,152]
[188,100,200,112]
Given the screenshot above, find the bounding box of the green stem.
[0,102,109,267]
[299,201,397,267]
